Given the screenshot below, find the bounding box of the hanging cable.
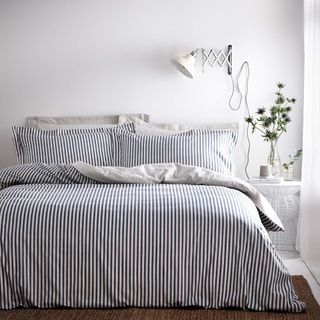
[228,61,251,180]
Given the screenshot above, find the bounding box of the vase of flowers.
[245,82,296,176]
[268,140,281,176]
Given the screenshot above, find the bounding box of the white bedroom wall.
[0,0,303,178]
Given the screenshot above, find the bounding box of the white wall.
[0,0,303,178]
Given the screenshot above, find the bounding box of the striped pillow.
[12,123,135,165]
[116,129,238,175]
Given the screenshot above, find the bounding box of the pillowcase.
[118,115,238,136]
[116,128,238,175]
[132,122,239,136]
[117,114,152,126]
[26,113,150,130]
[12,123,135,165]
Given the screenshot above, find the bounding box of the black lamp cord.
[228,61,251,180]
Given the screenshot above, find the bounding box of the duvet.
[0,163,305,311]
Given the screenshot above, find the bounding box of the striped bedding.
[11,123,135,165]
[0,164,305,311]
[116,129,238,175]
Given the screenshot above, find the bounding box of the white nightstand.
[250,180,301,259]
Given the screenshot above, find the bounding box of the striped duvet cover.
[0,164,305,311]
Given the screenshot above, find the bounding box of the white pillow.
[26,113,150,130]
[118,114,152,126]
[132,122,239,136]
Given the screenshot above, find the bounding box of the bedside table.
[250,181,301,259]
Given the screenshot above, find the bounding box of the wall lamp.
[171,44,251,180]
[171,45,233,79]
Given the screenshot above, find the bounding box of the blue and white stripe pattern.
[11,123,135,165]
[117,129,238,175]
[0,164,305,311]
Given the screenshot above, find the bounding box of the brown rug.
[0,276,319,320]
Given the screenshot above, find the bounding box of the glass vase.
[268,140,281,177]
[283,164,294,181]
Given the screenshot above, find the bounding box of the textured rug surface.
[0,276,319,320]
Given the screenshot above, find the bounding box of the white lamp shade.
[171,52,196,79]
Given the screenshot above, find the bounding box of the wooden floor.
[284,257,320,304]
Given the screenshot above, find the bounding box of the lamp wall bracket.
[200,45,232,75]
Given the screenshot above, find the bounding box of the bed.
[0,116,305,312]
